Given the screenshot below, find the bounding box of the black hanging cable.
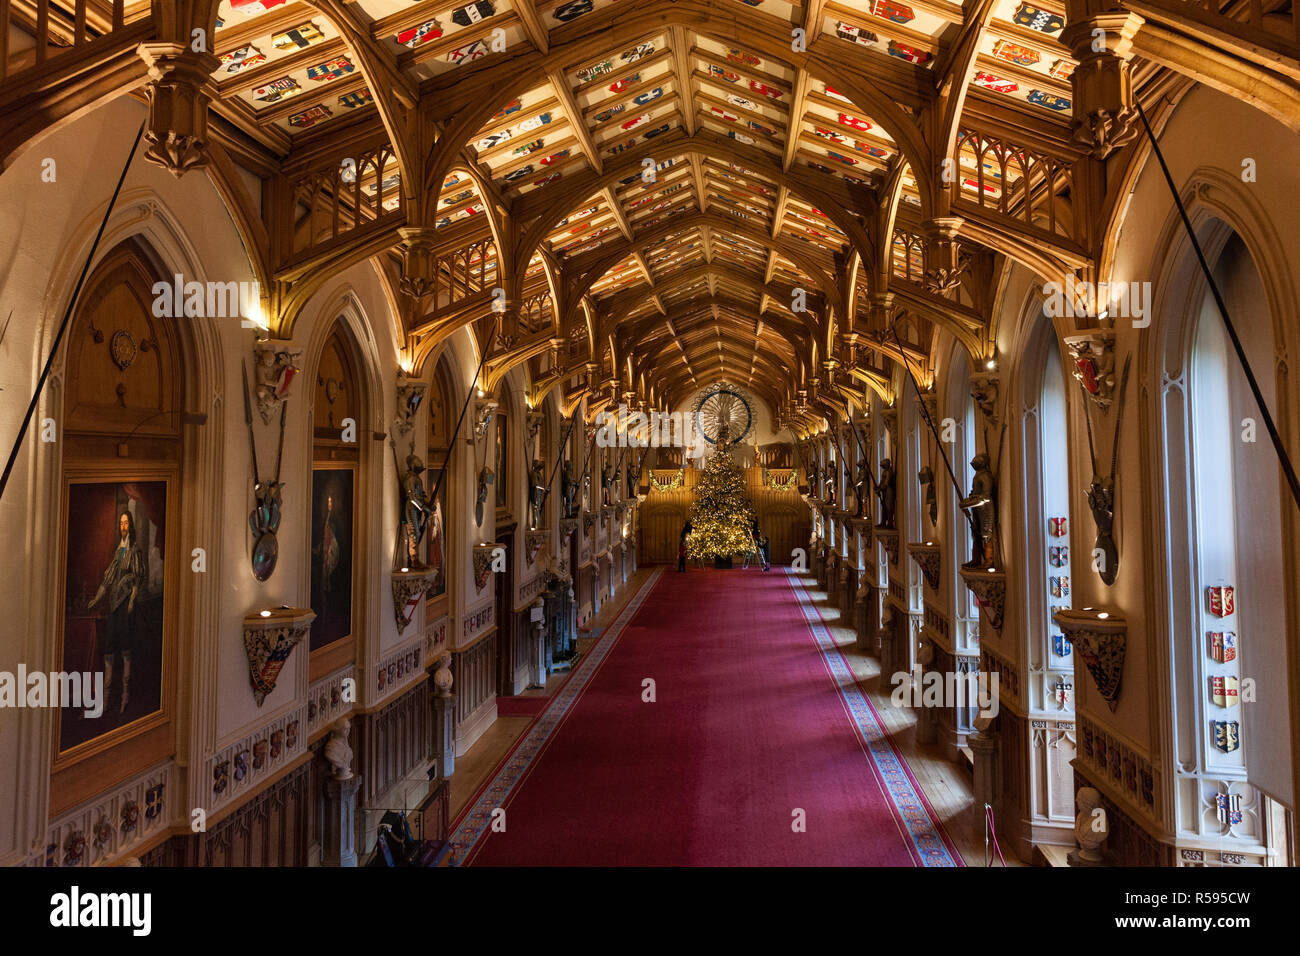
[538,404,580,514]
[846,415,876,492]
[0,121,145,503]
[888,323,968,504]
[425,327,496,511]
[576,414,600,485]
[1135,98,1300,513]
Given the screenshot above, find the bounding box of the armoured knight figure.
[528,459,547,529]
[960,453,997,568]
[626,457,639,498]
[807,461,820,497]
[876,458,897,529]
[600,463,612,506]
[1088,474,1118,584]
[561,461,577,518]
[917,465,937,527]
[400,455,434,566]
[855,460,871,518]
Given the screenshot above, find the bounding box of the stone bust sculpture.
[324,716,354,781]
[1070,786,1109,864]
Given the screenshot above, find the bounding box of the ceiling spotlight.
[985,358,996,370]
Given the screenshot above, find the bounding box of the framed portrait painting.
[310,466,354,652]
[58,478,170,755]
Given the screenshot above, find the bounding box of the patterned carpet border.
[786,570,964,867]
[448,568,663,865]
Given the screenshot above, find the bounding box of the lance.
[889,322,969,512]
[241,360,262,484]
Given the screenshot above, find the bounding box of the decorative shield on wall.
[1048,545,1068,567]
[1209,675,1239,708]
[1208,631,1237,663]
[1069,628,1124,711]
[1212,720,1240,754]
[1215,793,1242,825]
[243,611,314,707]
[1207,585,1235,617]
[1048,516,1067,537]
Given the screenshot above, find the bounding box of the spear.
[241,360,262,483]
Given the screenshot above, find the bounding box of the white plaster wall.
[0,95,417,860]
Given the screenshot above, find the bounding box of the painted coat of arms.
[244,619,313,706]
[1208,631,1237,663]
[1212,720,1240,754]
[1215,792,1242,825]
[1207,585,1235,617]
[1209,675,1239,707]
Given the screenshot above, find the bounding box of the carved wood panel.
[64,239,180,441]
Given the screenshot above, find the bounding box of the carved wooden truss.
[5,0,1296,427]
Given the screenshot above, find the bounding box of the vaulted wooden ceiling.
[201,0,1079,420]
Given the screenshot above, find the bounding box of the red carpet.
[452,568,961,866]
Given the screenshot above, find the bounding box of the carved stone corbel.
[907,541,941,590]
[251,341,303,424]
[398,227,438,298]
[472,544,499,593]
[875,527,900,565]
[243,607,315,706]
[867,291,895,332]
[136,43,221,176]
[1053,607,1126,712]
[525,529,550,566]
[560,517,578,546]
[1063,332,1118,410]
[472,398,499,439]
[923,217,967,294]
[391,567,436,633]
[1061,13,1145,159]
[969,373,1000,426]
[394,370,427,436]
[959,568,1006,633]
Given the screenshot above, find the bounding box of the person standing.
[88,509,146,715]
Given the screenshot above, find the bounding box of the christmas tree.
[686,450,756,560]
